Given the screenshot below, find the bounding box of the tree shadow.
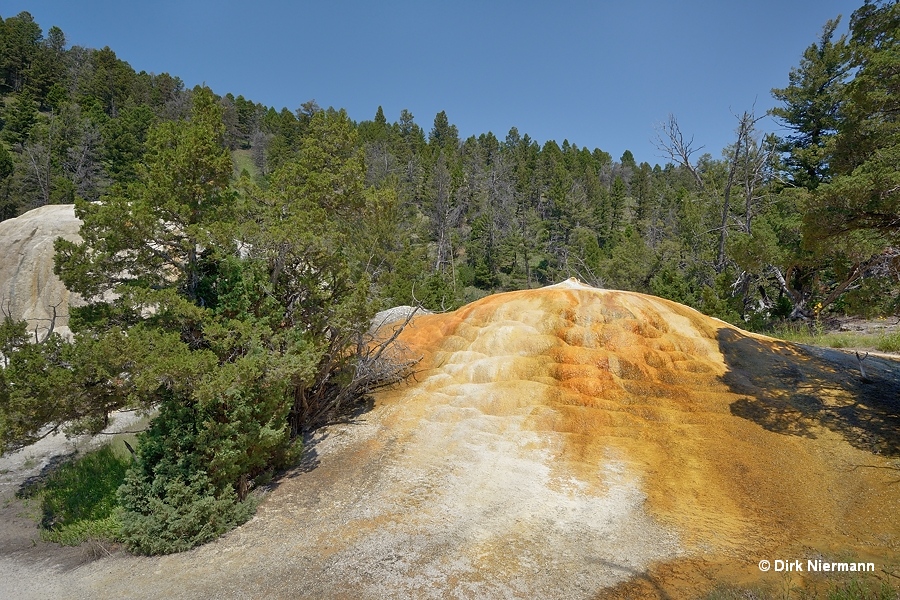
[588,558,674,600]
[15,451,78,499]
[718,328,900,457]
[263,395,377,491]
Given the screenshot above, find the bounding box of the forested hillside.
[1,6,898,324]
[0,1,898,554]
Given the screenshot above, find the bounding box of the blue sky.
[8,1,855,165]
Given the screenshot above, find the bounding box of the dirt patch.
[830,315,900,336]
[0,410,147,600]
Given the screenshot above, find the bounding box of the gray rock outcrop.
[0,204,82,340]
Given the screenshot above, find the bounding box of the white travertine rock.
[0,204,82,340]
[370,305,429,333]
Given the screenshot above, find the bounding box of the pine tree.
[771,18,848,190]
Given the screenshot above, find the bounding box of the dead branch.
[856,351,870,382]
[291,304,425,434]
[654,114,704,188]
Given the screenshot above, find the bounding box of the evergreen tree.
[816,0,900,244]
[770,18,848,189]
[50,91,414,552]
[776,0,900,315]
[0,11,42,93]
[429,110,459,156]
[0,142,13,219]
[1,88,37,145]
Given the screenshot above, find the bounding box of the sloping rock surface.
[2,280,899,599]
[0,204,81,339]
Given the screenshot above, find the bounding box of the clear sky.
[7,1,856,165]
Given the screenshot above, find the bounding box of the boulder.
[0,204,81,340]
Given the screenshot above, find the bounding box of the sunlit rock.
[340,278,900,596]
[0,204,81,340]
[101,279,889,598]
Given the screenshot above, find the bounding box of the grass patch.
[703,576,900,600]
[875,331,900,353]
[768,322,900,354]
[232,148,259,178]
[36,443,132,546]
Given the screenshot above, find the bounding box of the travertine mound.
[365,279,900,597]
[0,204,81,340]
[3,280,900,599]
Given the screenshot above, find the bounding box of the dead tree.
[856,351,870,383]
[289,306,423,436]
[655,110,768,272]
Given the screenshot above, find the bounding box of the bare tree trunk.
[716,131,742,271]
[238,474,249,501]
[288,309,423,435]
[856,352,870,383]
[24,140,51,207]
[716,111,768,271]
[769,265,809,318]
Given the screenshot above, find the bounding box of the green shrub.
[118,471,255,555]
[114,398,261,555]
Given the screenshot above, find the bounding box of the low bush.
[118,471,255,555]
